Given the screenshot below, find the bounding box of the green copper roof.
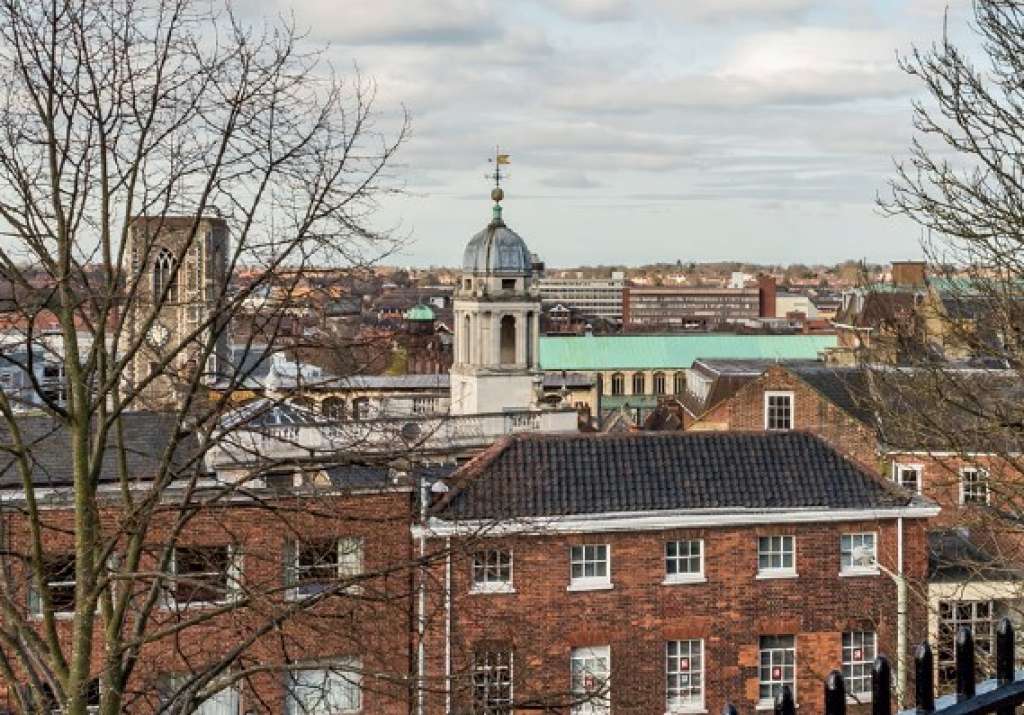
[539,334,838,371]
[404,304,436,321]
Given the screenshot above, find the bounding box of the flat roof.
[538,334,837,371]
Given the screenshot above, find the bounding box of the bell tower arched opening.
[500,315,516,364]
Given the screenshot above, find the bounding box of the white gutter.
[444,536,452,715]
[896,516,908,710]
[416,480,428,715]
[415,505,940,538]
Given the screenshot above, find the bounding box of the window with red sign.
[571,645,610,714]
[842,631,876,697]
[667,639,703,711]
[759,635,795,705]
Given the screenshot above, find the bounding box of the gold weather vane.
[485,147,510,223]
[486,146,511,187]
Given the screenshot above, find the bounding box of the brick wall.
[886,452,1024,559]
[426,517,930,714]
[1,490,416,714]
[689,365,882,474]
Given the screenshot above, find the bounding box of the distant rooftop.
[538,334,837,371]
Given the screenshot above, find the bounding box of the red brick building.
[0,413,418,714]
[420,431,936,714]
[681,361,1024,691]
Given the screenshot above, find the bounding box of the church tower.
[450,187,542,415]
[122,215,230,409]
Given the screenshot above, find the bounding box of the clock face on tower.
[146,323,170,349]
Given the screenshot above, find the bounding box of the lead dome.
[461,195,532,276]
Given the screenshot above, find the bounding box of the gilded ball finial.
[491,187,504,203]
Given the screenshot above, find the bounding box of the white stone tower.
[450,187,542,415]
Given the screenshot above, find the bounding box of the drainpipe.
[445,536,452,714]
[417,480,428,715]
[896,516,907,711]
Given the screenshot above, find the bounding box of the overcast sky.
[246,0,977,268]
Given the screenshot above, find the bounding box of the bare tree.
[0,0,476,711]
[869,0,1024,690]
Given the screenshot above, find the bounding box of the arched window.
[674,371,686,395]
[322,396,345,420]
[632,372,646,395]
[500,315,516,364]
[525,312,534,367]
[653,372,666,395]
[152,248,177,302]
[611,373,624,396]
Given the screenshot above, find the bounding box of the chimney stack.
[891,261,927,287]
[758,274,777,318]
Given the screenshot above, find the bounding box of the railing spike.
[774,684,796,715]
[956,626,977,701]
[825,670,846,715]
[872,655,892,715]
[996,618,1015,715]
[915,643,935,714]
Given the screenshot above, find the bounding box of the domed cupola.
[461,187,532,277]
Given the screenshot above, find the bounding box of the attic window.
[764,391,794,431]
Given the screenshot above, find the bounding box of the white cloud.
[274,0,496,44]
[539,171,603,188]
[659,0,813,22]
[540,0,634,22]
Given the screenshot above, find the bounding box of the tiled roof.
[787,365,875,426]
[928,529,1023,582]
[433,431,913,520]
[0,412,203,488]
[539,335,838,371]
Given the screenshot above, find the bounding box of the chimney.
[758,274,777,318]
[891,261,927,287]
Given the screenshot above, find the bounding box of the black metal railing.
[726,618,1024,715]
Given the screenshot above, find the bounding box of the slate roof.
[0,412,204,488]
[787,365,875,426]
[433,431,915,521]
[928,529,1023,582]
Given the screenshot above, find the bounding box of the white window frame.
[571,645,610,714]
[666,639,704,713]
[839,532,879,577]
[29,553,76,619]
[756,535,797,579]
[757,635,796,710]
[471,548,514,594]
[167,544,241,609]
[663,539,706,585]
[472,649,514,712]
[842,631,876,700]
[568,544,612,592]
[287,537,364,600]
[163,675,242,715]
[959,466,991,505]
[284,658,363,715]
[764,391,794,431]
[892,462,923,494]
